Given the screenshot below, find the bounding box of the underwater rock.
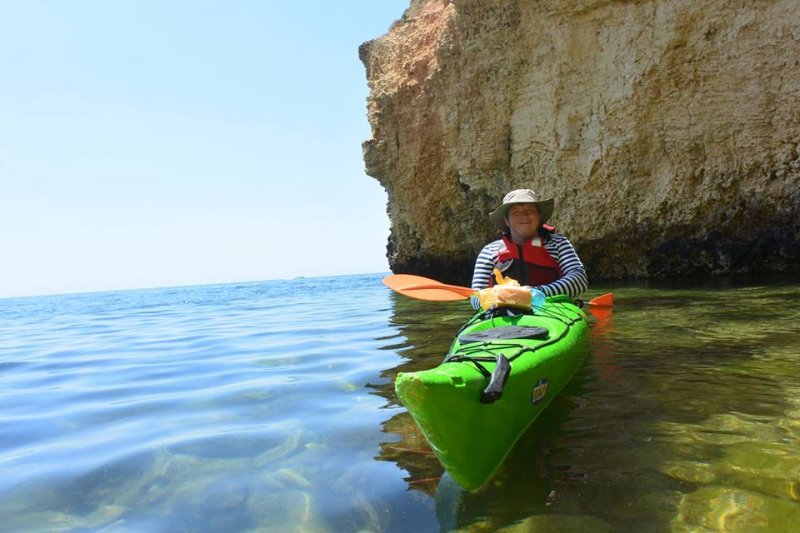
[673,486,800,531]
[493,513,613,532]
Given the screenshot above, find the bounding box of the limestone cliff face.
[360,0,800,283]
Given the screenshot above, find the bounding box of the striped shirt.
[470,233,588,309]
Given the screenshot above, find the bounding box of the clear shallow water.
[1,274,799,532]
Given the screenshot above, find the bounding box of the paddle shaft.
[384,274,612,308]
[398,282,475,298]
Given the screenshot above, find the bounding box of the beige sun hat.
[488,189,555,230]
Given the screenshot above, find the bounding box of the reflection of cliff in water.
[371,293,468,493]
[369,293,467,407]
[377,411,444,494]
[371,292,597,529]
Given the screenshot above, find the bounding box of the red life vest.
[492,232,563,287]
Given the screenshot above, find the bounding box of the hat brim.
[489,197,554,230]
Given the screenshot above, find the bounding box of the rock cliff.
[360,0,800,284]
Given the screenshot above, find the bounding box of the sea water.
[1,273,799,532]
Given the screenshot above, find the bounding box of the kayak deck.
[394,297,590,490]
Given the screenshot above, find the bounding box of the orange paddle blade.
[588,293,614,308]
[383,274,476,301]
[587,293,614,319]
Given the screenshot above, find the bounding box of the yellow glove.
[477,285,532,310]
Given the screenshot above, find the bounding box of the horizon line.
[0,270,393,302]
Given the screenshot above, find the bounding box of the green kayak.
[394,295,590,491]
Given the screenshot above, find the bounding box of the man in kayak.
[470,189,588,310]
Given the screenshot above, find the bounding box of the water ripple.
[2,275,800,531]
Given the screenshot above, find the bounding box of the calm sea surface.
[1,273,799,532]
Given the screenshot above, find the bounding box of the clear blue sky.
[0,0,407,298]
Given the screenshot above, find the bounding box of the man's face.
[505,203,540,241]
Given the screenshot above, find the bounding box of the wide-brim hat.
[489,189,554,230]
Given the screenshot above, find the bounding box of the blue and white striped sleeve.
[539,234,588,298]
[469,240,501,309]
